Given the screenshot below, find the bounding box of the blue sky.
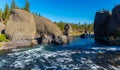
[0,0,120,24]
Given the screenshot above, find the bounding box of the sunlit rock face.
[94,5,120,45]
[5,9,36,41]
[35,16,62,39]
[64,24,73,36]
[34,16,69,44]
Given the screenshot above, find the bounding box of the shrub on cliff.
[0,34,6,42]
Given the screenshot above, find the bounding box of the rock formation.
[5,9,36,41]
[94,11,110,37]
[108,5,120,36]
[0,21,5,34]
[54,35,68,44]
[64,24,73,36]
[34,16,65,44]
[94,5,120,45]
[0,9,68,48]
[35,16,62,38]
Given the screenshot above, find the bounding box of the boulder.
[108,5,120,36]
[35,16,62,39]
[64,24,73,36]
[40,33,53,44]
[94,5,120,45]
[34,16,64,44]
[94,11,111,41]
[5,9,36,41]
[54,35,68,45]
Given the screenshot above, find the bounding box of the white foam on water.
[9,49,104,69]
[108,65,118,70]
[92,47,119,51]
[0,45,118,70]
[12,48,24,52]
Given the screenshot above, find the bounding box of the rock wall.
[94,5,120,45]
[108,5,120,36]
[5,9,36,41]
[4,9,67,46]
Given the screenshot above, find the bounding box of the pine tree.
[0,9,2,20]
[38,13,41,16]
[2,4,10,24]
[11,0,16,10]
[24,0,30,12]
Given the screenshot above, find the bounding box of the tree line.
[0,0,40,24]
[55,21,94,33]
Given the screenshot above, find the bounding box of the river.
[0,37,120,70]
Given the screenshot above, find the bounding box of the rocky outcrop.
[40,33,53,44]
[108,5,120,36]
[64,24,73,36]
[34,16,67,44]
[35,16,62,38]
[2,9,68,49]
[5,9,36,41]
[94,5,120,45]
[0,22,5,34]
[94,11,110,38]
[54,35,68,45]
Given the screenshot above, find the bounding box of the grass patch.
[0,34,7,42]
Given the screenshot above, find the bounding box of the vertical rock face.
[94,11,110,40]
[5,9,36,41]
[94,5,120,45]
[108,5,120,36]
[64,24,73,36]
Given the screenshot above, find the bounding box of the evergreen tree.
[38,13,41,17]
[24,0,30,12]
[2,4,10,24]
[0,9,2,20]
[11,0,16,10]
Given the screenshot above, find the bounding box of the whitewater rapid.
[0,38,120,70]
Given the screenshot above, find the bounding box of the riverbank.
[0,37,120,70]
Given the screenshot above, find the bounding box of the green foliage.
[2,4,10,22]
[55,21,66,31]
[24,0,30,12]
[55,21,94,32]
[11,0,16,10]
[0,34,6,42]
[0,9,2,19]
[32,12,41,17]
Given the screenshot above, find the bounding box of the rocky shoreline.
[0,9,77,50]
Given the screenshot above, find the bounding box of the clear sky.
[0,0,120,24]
